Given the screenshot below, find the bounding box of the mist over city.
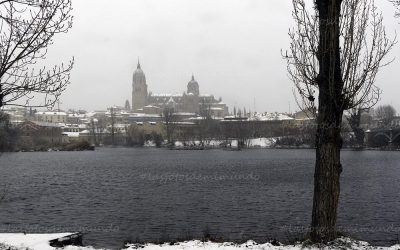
[42,0,400,113]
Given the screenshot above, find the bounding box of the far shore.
[4,143,400,153]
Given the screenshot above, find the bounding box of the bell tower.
[132,60,148,111]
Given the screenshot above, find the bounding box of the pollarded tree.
[0,0,73,108]
[285,0,395,242]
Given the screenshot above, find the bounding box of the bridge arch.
[392,132,400,142]
[374,132,391,141]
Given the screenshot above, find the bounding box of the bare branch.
[391,0,400,18]
[374,104,396,127]
[284,0,396,113]
[0,0,73,108]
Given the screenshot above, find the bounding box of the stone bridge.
[366,127,400,147]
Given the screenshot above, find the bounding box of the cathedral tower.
[132,61,148,111]
[187,74,199,96]
[184,74,200,113]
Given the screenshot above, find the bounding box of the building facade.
[36,111,67,124]
[131,62,228,118]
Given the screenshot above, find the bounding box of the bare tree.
[374,104,396,127]
[162,106,176,145]
[346,108,366,148]
[96,116,106,145]
[0,111,18,151]
[285,0,396,242]
[235,119,252,149]
[126,124,145,147]
[345,97,380,149]
[90,118,97,146]
[0,0,73,108]
[109,107,116,145]
[198,101,213,146]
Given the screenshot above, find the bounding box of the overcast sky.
[45,0,400,113]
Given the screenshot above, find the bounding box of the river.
[0,148,399,249]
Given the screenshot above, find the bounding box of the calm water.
[0,148,399,249]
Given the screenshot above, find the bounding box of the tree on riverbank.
[0,0,73,109]
[0,112,18,151]
[374,105,396,127]
[285,0,395,242]
[163,107,176,145]
[110,107,116,145]
[346,102,378,148]
[346,108,367,148]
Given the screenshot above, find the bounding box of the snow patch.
[124,238,400,250]
[0,233,73,250]
[0,233,101,250]
[248,138,276,148]
[1,234,399,250]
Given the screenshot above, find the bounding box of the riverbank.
[9,141,96,153]
[0,233,88,250]
[4,136,400,152]
[0,233,399,250]
[125,238,400,249]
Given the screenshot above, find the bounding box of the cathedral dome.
[133,61,146,85]
[187,74,199,96]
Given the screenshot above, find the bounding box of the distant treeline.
[108,118,318,149]
[0,112,18,152]
[0,112,94,152]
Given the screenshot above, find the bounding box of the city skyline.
[36,0,399,113]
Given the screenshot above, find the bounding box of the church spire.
[137,59,141,69]
[191,74,195,81]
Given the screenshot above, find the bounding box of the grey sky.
[46,0,400,113]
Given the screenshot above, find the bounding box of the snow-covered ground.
[173,138,277,148]
[247,138,277,148]
[125,238,400,250]
[0,234,399,250]
[249,112,294,122]
[0,233,100,250]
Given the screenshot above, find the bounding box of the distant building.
[18,120,67,145]
[131,61,228,118]
[293,109,316,126]
[1,107,27,125]
[67,112,87,124]
[36,111,67,124]
[391,116,400,128]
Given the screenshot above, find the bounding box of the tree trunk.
[0,85,3,108]
[311,0,344,242]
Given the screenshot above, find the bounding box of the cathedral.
[131,61,228,118]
